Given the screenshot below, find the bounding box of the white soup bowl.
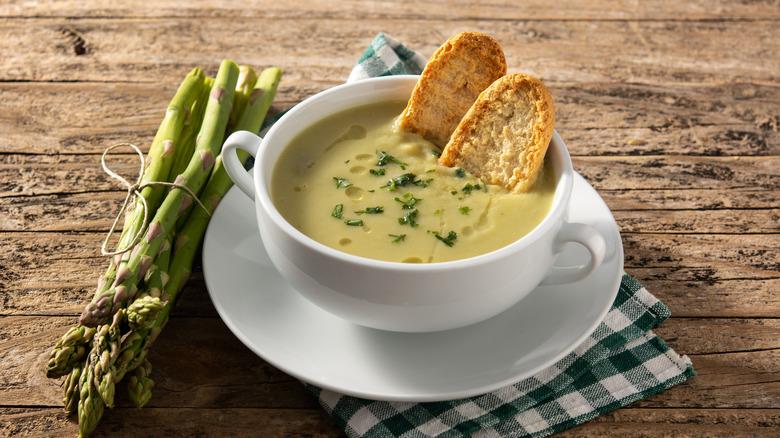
[221,75,606,332]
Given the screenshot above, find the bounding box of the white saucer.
[202,172,624,402]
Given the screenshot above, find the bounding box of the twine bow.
[100,143,210,256]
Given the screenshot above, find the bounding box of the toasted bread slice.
[439,73,555,193]
[397,31,506,147]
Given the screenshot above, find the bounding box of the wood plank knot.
[57,27,87,56]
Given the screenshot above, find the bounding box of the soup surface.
[271,100,555,263]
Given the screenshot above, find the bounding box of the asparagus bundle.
[45,61,283,438]
[113,67,284,400]
[79,60,241,327]
[45,68,208,379]
[97,67,207,301]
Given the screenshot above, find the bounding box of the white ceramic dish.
[202,172,623,402]
[222,75,607,332]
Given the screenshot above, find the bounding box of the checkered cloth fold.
[348,33,428,81]
[305,33,695,438]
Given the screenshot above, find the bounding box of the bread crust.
[439,73,555,193]
[397,31,506,147]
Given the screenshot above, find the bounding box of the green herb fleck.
[355,206,384,214]
[462,182,482,195]
[385,173,417,191]
[432,230,458,247]
[369,168,386,176]
[389,233,406,243]
[332,204,343,219]
[376,151,408,169]
[434,209,441,215]
[451,190,458,195]
[394,192,422,209]
[344,219,363,226]
[458,206,471,215]
[454,167,466,178]
[333,177,353,188]
[415,178,433,188]
[426,169,436,173]
[398,209,419,228]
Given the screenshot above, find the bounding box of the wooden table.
[1,1,778,436]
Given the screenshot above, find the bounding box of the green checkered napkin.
[348,33,428,81]
[308,274,694,437]
[304,33,696,437]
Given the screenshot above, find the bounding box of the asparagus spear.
[174,66,257,231]
[126,294,166,332]
[93,309,125,408]
[45,325,96,378]
[126,236,172,331]
[170,76,213,180]
[77,308,127,437]
[237,67,283,134]
[76,309,122,437]
[227,65,258,133]
[62,364,82,415]
[77,362,103,438]
[114,327,155,383]
[127,357,154,408]
[79,59,240,327]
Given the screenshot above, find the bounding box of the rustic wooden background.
[1,1,778,436]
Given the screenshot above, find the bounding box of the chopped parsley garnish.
[398,209,419,228]
[454,167,466,178]
[376,151,408,169]
[431,230,458,247]
[384,173,417,191]
[369,168,386,176]
[355,206,384,214]
[333,177,353,188]
[389,233,406,243]
[458,206,471,215]
[434,209,441,215]
[394,192,422,209]
[383,172,432,191]
[461,182,482,195]
[332,204,343,219]
[415,177,434,188]
[344,219,363,226]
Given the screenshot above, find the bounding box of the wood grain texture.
[0,16,778,85]
[2,0,780,20]
[1,0,778,436]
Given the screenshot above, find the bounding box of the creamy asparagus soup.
[271,100,555,263]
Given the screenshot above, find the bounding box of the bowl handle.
[222,130,262,199]
[539,222,607,286]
